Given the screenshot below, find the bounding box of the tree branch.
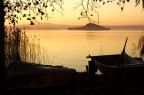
[75,0,143,23]
[4,0,64,26]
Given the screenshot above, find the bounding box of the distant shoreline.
[9,23,144,30]
[107,25,144,30]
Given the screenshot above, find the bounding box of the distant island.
[68,23,110,30]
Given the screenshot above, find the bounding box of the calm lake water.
[26,29,144,72]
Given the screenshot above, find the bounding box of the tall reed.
[137,33,144,59]
[5,27,54,67]
[5,27,21,67]
[131,43,138,57]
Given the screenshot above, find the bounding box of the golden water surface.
[26,30,143,72]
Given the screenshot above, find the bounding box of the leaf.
[127,0,130,2]
[143,0,144,9]
[28,3,31,6]
[23,14,26,17]
[24,7,27,10]
[121,7,123,11]
[38,8,41,13]
[43,3,45,7]
[32,17,36,19]
[27,18,31,20]
[36,1,39,5]
[16,9,19,13]
[45,5,48,8]
[123,1,125,4]
[41,12,44,15]
[30,21,34,25]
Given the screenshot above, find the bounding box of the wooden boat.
[87,53,144,80]
[6,61,76,89]
[87,38,144,80]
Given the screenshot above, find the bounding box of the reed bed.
[5,27,53,67]
[138,33,144,58]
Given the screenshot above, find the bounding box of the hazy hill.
[68,23,110,30]
[16,23,76,30]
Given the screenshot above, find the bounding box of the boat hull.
[88,54,144,80]
[6,61,76,89]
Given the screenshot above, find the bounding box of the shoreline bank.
[8,72,144,95]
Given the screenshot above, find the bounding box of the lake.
[25,29,144,72]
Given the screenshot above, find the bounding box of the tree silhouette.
[4,0,64,26]
[0,1,5,87]
[75,0,144,23]
[0,0,63,91]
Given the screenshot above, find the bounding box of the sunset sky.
[18,0,144,26]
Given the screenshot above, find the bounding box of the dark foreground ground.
[4,72,144,95]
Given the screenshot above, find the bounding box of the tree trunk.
[0,0,6,86]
